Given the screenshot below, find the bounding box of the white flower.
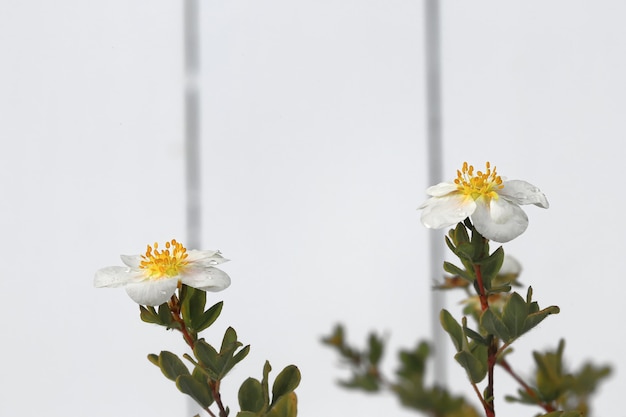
[419,162,549,242]
[94,239,231,306]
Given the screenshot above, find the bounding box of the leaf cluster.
[139,286,222,339]
[321,324,384,391]
[480,288,559,345]
[506,340,611,415]
[322,325,480,417]
[440,222,560,385]
[443,221,509,295]
[237,361,301,417]
[137,285,300,417]
[440,310,489,384]
[148,326,250,411]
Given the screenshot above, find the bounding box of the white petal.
[471,198,528,243]
[425,182,458,197]
[181,267,231,292]
[120,254,142,268]
[420,194,476,229]
[124,278,178,306]
[186,249,219,261]
[499,180,549,208]
[94,266,135,288]
[187,250,229,265]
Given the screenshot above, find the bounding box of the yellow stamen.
[454,162,504,201]
[139,239,189,279]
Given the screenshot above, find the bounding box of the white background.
[0,1,623,416]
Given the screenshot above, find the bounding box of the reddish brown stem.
[470,381,491,417]
[499,359,555,413]
[209,380,229,417]
[474,264,489,312]
[473,263,496,417]
[485,338,497,417]
[168,292,229,417]
[168,295,196,348]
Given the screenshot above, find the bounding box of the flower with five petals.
[419,162,548,243]
[94,239,230,306]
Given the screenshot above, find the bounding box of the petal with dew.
[94,266,136,288]
[124,278,179,306]
[471,199,528,243]
[420,194,476,229]
[500,180,549,208]
[186,249,220,262]
[196,257,230,267]
[187,250,229,266]
[181,267,231,292]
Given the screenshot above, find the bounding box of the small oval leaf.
[176,374,214,408]
[158,351,190,381]
[238,377,265,413]
[271,365,301,404]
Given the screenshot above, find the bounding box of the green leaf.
[220,344,250,377]
[139,306,162,325]
[368,333,384,365]
[455,242,476,261]
[236,412,259,417]
[469,224,488,259]
[271,365,301,404]
[266,392,298,417]
[321,324,345,347]
[238,377,265,413]
[523,306,560,334]
[193,340,220,379]
[176,374,214,408]
[538,412,583,417]
[533,340,566,401]
[528,301,540,314]
[479,246,504,289]
[339,374,380,391]
[157,303,173,327]
[232,345,251,367]
[261,361,272,410]
[443,261,473,282]
[444,235,457,254]
[455,350,487,383]
[453,222,470,244]
[158,351,190,381]
[195,301,223,333]
[221,327,239,353]
[488,284,512,294]
[192,365,209,384]
[199,327,245,378]
[480,309,512,342]
[147,353,159,366]
[440,310,464,352]
[463,324,488,346]
[501,292,528,339]
[181,286,207,329]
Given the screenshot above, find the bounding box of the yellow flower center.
[454,162,504,201]
[139,239,189,279]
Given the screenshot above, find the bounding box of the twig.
[499,359,555,413]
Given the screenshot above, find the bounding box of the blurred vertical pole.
[424,0,446,381]
[184,0,201,414]
[184,0,201,251]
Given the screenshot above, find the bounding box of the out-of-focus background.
[1,1,623,416]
